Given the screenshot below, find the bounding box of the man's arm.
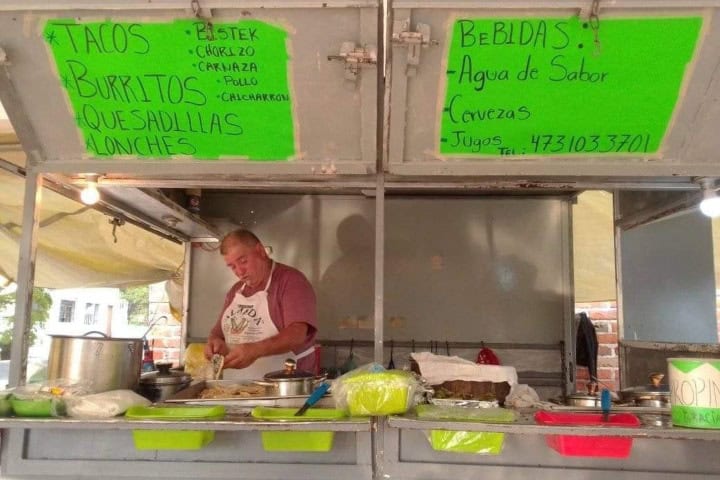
[223,322,309,369]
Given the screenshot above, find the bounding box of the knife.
[294,382,330,416]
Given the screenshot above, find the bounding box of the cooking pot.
[254,359,326,396]
[47,331,142,393]
[138,362,192,402]
[619,372,670,407]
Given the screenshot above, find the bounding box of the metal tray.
[165,380,334,409]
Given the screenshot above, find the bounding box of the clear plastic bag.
[65,389,151,418]
[184,343,212,379]
[504,383,541,408]
[332,363,423,416]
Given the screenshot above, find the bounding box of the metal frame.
[3,1,720,478]
[8,169,42,387]
[1,428,373,479]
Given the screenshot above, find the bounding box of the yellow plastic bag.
[184,343,211,379]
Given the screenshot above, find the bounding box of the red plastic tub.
[534,411,641,458]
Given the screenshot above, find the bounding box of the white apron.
[220,262,314,380]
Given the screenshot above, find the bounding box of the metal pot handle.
[82,331,108,338]
[312,374,328,387]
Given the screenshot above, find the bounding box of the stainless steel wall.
[188,193,571,347]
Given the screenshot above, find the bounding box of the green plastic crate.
[251,407,345,452]
[125,405,226,450]
[428,430,505,454]
[416,404,516,454]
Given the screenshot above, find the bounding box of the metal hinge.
[327,42,377,82]
[392,20,436,75]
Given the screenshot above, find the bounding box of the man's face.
[223,240,268,288]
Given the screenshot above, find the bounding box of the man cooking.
[204,229,318,379]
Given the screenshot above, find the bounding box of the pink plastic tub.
[534,411,641,458]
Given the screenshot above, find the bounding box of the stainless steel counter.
[388,409,720,442]
[0,412,370,431]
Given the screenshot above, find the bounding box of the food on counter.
[199,384,266,399]
[432,380,511,404]
[211,354,224,380]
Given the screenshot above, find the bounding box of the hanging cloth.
[575,312,599,382]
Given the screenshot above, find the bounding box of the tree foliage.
[0,288,53,350]
[120,285,149,325]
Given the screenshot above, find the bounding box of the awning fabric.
[0,154,183,289]
[572,190,617,303]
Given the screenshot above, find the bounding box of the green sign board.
[43,19,295,160]
[440,17,703,156]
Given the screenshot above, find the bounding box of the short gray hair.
[220,229,262,255]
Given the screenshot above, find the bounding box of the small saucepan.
[254,359,327,397]
[566,393,602,408]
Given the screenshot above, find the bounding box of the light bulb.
[80,176,100,205]
[700,195,720,218]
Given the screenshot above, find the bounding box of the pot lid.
[621,385,670,397]
[621,372,670,397]
[264,358,314,381]
[140,363,191,385]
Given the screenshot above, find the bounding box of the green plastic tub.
[428,430,505,454]
[251,407,345,452]
[125,405,226,450]
[342,371,415,416]
[0,396,12,417]
[416,405,516,454]
[9,394,65,417]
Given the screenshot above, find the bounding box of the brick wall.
[147,323,183,365]
[575,301,619,392]
[575,302,620,392]
[145,282,183,367]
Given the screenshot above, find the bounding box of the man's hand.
[204,337,229,360]
[223,343,261,370]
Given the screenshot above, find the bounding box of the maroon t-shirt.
[210,262,318,372]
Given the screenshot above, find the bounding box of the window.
[84,303,99,325]
[58,300,75,323]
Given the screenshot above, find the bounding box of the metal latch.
[327,42,377,81]
[392,20,435,74]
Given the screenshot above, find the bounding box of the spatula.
[294,382,330,416]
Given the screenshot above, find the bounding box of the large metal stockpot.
[47,331,143,393]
